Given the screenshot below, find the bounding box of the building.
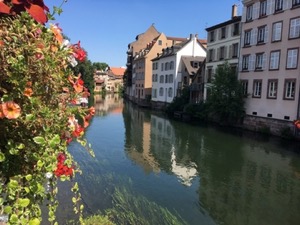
[205,4,242,101]
[106,67,126,93]
[124,24,160,101]
[239,0,300,135]
[151,34,207,108]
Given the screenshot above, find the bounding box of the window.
[161,63,164,71]
[260,0,267,17]
[267,79,278,99]
[232,43,239,58]
[219,46,225,60]
[269,50,280,70]
[165,62,169,70]
[159,87,164,96]
[169,74,173,83]
[272,22,282,42]
[286,48,298,69]
[244,30,251,46]
[152,74,155,82]
[159,75,164,83]
[293,0,300,7]
[170,61,174,69]
[241,80,248,97]
[233,22,240,36]
[255,53,264,70]
[246,5,253,21]
[284,79,296,100]
[152,89,157,98]
[242,55,250,71]
[168,88,173,97]
[275,0,283,12]
[207,68,213,83]
[208,49,214,62]
[209,31,215,42]
[253,80,262,98]
[257,26,266,44]
[289,17,300,39]
[158,40,162,45]
[165,75,168,83]
[221,27,226,39]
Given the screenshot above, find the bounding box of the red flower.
[71,41,86,62]
[1,0,49,24]
[1,101,21,119]
[54,153,74,177]
[72,124,84,137]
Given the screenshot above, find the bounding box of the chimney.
[232,4,237,18]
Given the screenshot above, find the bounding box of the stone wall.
[242,115,296,137]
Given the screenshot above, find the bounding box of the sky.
[47,0,243,67]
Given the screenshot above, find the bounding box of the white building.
[151,34,207,106]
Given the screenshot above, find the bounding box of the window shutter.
[217,48,220,60]
[229,45,233,58]
[249,55,255,71]
[241,6,246,22]
[283,0,292,10]
[253,2,259,19]
[241,32,245,46]
[262,53,267,70]
[267,0,275,15]
[265,26,269,43]
[251,29,257,45]
[239,56,243,71]
[224,46,227,59]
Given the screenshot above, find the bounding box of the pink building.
[240,0,300,135]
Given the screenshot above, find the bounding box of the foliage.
[184,102,209,121]
[206,61,245,124]
[71,59,95,94]
[92,62,108,71]
[165,87,190,115]
[0,1,95,224]
[106,186,188,225]
[82,214,115,225]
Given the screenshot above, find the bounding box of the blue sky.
[47,0,242,67]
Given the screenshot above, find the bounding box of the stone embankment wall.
[242,115,296,137]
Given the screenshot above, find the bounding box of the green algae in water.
[106,186,188,225]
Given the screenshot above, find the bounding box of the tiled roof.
[109,67,126,76]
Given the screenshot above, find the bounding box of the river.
[55,94,300,225]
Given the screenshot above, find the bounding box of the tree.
[92,62,108,71]
[206,61,245,124]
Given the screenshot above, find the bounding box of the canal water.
[56,94,300,225]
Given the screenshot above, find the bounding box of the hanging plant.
[0,1,93,224]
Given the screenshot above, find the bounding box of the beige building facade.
[240,0,300,134]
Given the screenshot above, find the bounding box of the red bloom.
[54,153,74,177]
[1,101,21,119]
[71,41,86,62]
[1,0,49,24]
[72,124,84,137]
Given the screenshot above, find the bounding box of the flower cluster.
[54,153,74,177]
[293,120,300,129]
[0,0,49,24]
[0,0,92,223]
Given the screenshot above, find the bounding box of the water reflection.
[56,97,300,225]
[94,94,123,116]
[122,101,300,225]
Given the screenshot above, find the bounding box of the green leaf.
[0,152,5,162]
[18,198,30,207]
[33,136,45,145]
[17,143,25,149]
[4,206,12,214]
[26,114,34,121]
[25,174,32,181]
[49,135,61,148]
[10,214,18,223]
[8,179,18,189]
[29,218,41,225]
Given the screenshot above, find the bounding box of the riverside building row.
[124,0,300,136]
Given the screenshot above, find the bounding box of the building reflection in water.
[123,102,198,186]
[94,94,123,116]
[122,101,300,225]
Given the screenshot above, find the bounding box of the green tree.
[92,62,108,71]
[72,59,94,94]
[206,61,245,124]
